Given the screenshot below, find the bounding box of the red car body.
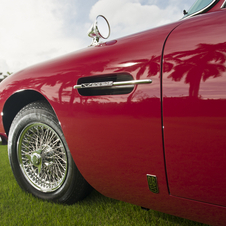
[1,0,226,225]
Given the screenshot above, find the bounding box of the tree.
[0,71,13,82]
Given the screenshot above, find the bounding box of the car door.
[163,10,226,206]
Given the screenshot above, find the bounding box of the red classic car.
[0,0,226,225]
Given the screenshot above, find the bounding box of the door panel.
[163,10,226,206]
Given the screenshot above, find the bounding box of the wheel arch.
[3,90,51,136]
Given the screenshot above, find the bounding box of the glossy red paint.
[0,6,226,226]
[0,20,181,205]
[62,25,183,212]
[163,9,226,207]
[0,19,181,204]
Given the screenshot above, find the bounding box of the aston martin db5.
[0,0,226,225]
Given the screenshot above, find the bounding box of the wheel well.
[3,90,47,135]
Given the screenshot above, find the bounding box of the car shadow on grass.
[77,190,206,226]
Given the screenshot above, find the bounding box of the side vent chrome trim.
[74,73,152,96]
[73,79,152,89]
[147,174,159,194]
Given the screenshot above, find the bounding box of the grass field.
[0,145,206,226]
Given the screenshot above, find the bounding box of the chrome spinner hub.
[31,152,42,166]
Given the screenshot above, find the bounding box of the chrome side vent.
[75,73,134,96]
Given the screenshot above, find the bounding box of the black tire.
[8,101,92,204]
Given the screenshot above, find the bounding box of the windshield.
[183,0,217,18]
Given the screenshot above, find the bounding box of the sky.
[0,0,196,75]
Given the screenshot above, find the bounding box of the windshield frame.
[183,0,219,19]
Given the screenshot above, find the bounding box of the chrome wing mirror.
[88,15,110,46]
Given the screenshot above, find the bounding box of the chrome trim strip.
[74,81,113,89]
[183,0,217,19]
[221,0,226,8]
[112,79,152,86]
[73,79,152,89]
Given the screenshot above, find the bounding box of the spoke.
[24,133,37,143]
[51,138,61,148]
[53,154,67,163]
[55,159,66,172]
[18,123,68,192]
[54,165,60,180]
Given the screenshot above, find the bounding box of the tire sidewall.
[8,106,76,202]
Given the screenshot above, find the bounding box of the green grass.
[0,145,206,226]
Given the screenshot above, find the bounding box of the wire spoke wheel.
[8,101,92,203]
[18,123,68,192]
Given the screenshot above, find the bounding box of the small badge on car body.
[74,81,113,89]
[147,174,159,194]
[81,81,113,88]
